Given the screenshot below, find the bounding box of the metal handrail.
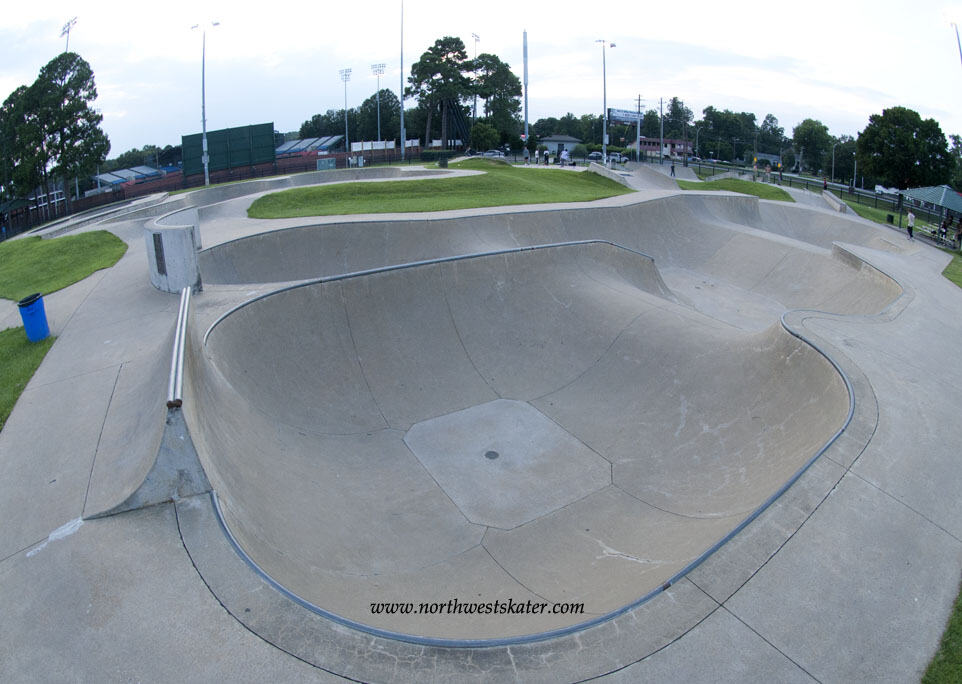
[166,286,191,408]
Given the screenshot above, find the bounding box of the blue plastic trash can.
[18,293,50,342]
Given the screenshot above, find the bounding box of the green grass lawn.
[676,178,794,202]
[941,251,962,289]
[925,578,962,683]
[247,158,632,218]
[0,327,55,431]
[0,231,127,301]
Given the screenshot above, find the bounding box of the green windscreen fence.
[182,123,275,177]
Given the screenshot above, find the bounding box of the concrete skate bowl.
[185,238,878,643]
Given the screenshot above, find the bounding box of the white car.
[483,149,505,158]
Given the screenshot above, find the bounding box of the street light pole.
[596,39,615,164]
[340,68,351,163]
[192,21,220,187]
[831,142,838,183]
[371,63,385,149]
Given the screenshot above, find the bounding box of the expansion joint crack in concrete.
[170,499,355,680]
[611,483,733,521]
[478,543,553,605]
[338,282,390,430]
[719,604,823,682]
[529,306,655,405]
[82,362,124,516]
[848,471,962,545]
[438,265,501,399]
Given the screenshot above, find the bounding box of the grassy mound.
[247,158,632,218]
[0,231,127,301]
[677,178,794,202]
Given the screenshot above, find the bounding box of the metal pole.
[659,97,664,164]
[831,142,837,183]
[523,31,529,147]
[372,63,385,148]
[400,1,405,161]
[472,33,480,122]
[636,94,642,162]
[340,68,351,162]
[202,31,209,186]
[597,40,608,164]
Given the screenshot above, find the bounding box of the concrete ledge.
[588,162,633,188]
[823,190,847,213]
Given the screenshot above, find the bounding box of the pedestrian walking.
[523,147,530,166]
[670,161,676,177]
[907,210,915,240]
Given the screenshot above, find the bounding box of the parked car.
[483,149,505,158]
[608,153,627,163]
[587,151,603,162]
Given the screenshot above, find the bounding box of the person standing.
[670,161,676,177]
[907,210,915,240]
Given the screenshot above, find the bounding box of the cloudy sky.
[2,0,961,156]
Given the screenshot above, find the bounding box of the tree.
[0,86,44,202]
[758,114,785,155]
[793,119,831,174]
[358,89,401,143]
[33,52,110,210]
[470,121,498,151]
[407,36,473,149]
[830,135,857,184]
[472,53,522,143]
[664,97,693,140]
[857,106,954,189]
[641,109,660,139]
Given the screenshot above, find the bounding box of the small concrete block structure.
[145,207,202,293]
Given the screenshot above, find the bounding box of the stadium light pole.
[400,0,405,161]
[596,39,615,164]
[192,21,220,187]
[472,33,480,121]
[371,63,386,147]
[340,68,352,162]
[60,17,77,53]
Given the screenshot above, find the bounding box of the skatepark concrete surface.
[2,164,962,681]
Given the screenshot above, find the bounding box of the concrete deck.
[1,166,961,682]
